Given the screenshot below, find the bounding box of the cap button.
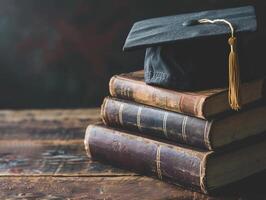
[182,20,199,26]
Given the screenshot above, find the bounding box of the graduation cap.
[123,6,262,111]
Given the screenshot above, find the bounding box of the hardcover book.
[109,71,265,119]
[101,97,266,150]
[84,124,266,194]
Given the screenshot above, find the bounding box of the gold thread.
[181,116,188,143]
[198,18,241,110]
[203,121,210,148]
[109,76,117,97]
[194,97,205,117]
[137,107,142,131]
[156,145,163,180]
[198,97,206,118]
[118,103,124,125]
[162,112,169,138]
[101,98,109,125]
[199,151,213,194]
[204,120,213,150]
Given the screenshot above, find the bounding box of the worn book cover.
[101,97,266,150]
[109,71,265,119]
[84,124,266,194]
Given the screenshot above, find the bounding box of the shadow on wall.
[0,0,264,108]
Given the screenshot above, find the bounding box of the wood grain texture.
[1,175,266,200]
[0,177,223,200]
[0,109,132,177]
[0,109,100,140]
[0,141,132,176]
[0,108,265,199]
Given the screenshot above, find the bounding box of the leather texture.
[109,71,265,119]
[102,97,211,149]
[86,124,206,192]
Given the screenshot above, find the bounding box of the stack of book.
[84,70,266,194]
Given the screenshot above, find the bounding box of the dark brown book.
[101,97,266,150]
[84,124,266,194]
[109,71,265,119]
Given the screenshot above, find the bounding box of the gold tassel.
[228,37,241,110]
[197,18,242,111]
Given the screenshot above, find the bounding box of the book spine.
[85,125,210,193]
[109,76,207,119]
[102,97,213,150]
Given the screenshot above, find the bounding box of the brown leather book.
[101,97,266,150]
[109,71,265,119]
[84,124,266,194]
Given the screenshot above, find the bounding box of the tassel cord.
[197,18,241,110]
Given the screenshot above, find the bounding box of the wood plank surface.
[1,175,266,199]
[0,141,132,176]
[0,177,223,200]
[0,109,264,199]
[0,109,100,140]
[0,109,132,176]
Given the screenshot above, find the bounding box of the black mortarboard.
[123,6,264,110]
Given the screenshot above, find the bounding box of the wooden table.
[0,109,265,199]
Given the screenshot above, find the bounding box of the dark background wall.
[0,0,265,108]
